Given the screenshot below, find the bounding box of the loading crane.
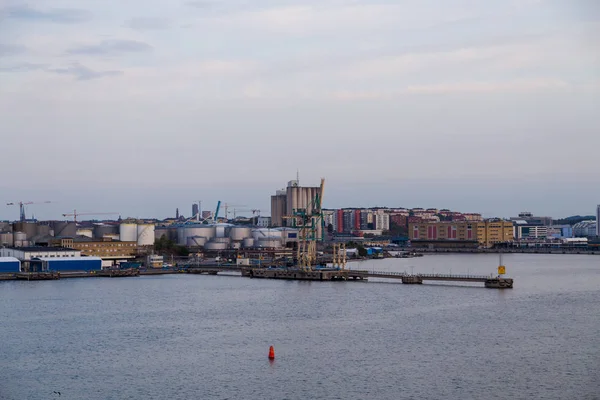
[62,210,118,223]
[6,201,52,221]
[282,177,326,271]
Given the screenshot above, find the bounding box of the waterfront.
[1,254,599,399]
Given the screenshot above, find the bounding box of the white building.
[0,247,81,261]
[257,216,271,227]
[373,213,390,231]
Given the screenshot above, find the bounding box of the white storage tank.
[137,224,155,246]
[212,237,231,244]
[204,241,228,250]
[77,228,93,238]
[14,232,26,242]
[242,238,255,248]
[215,223,232,238]
[252,228,283,241]
[119,223,138,242]
[256,239,282,248]
[186,236,207,247]
[229,226,252,241]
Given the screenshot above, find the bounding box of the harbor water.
[1,254,599,399]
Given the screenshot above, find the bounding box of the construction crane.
[62,210,118,223]
[6,201,52,221]
[222,203,247,220]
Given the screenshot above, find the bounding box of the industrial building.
[34,256,102,272]
[0,257,21,273]
[573,220,597,237]
[409,220,514,248]
[0,247,81,261]
[48,237,138,261]
[270,179,323,238]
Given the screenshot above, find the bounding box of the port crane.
[6,201,52,221]
[62,210,118,223]
[283,178,326,271]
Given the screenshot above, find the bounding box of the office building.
[409,220,514,248]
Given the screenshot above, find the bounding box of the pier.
[364,270,513,288]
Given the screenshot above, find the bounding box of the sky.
[1,0,599,221]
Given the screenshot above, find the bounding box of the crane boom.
[6,200,52,221]
[62,210,118,223]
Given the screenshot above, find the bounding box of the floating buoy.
[268,346,275,360]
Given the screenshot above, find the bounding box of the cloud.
[2,4,90,24]
[405,79,572,94]
[47,63,123,80]
[67,39,153,55]
[127,17,170,30]
[0,43,26,57]
[0,63,47,72]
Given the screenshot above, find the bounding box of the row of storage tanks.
[0,221,155,247]
[155,224,298,250]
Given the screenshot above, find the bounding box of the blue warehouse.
[0,257,21,273]
[35,257,103,272]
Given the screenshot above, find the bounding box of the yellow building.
[50,237,138,259]
[409,220,513,248]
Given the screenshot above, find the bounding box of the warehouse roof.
[5,246,77,252]
[0,257,20,262]
[33,256,103,261]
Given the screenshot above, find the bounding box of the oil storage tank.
[94,224,118,239]
[0,232,14,247]
[53,221,77,237]
[256,239,282,248]
[242,238,255,248]
[215,223,232,238]
[36,224,51,237]
[229,226,252,241]
[14,222,38,239]
[13,232,27,247]
[77,228,93,238]
[178,224,216,246]
[252,228,283,241]
[119,223,138,242]
[204,241,228,251]
[186,236,207,247]
[137,224,155,246]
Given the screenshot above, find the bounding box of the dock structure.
[365,271,513,288]
[240,267,367,281]
[15,272,60,281]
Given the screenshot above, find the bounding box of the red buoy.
[268,346,275,360]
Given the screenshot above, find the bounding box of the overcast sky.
[1,0,599,221]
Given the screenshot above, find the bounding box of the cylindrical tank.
[229,226,252,241]
[36,224,51,236]
[77,228,93,238]
[137,224,155,246]
[0,232,14,246]
[0,222,11,232]
[14,222,38,239]
[255,239,282,248]
[204,241,228,250]
[14,232,26,242]
[53,221,77,237]
[155,227,171,241]
[252,228,283,241]
[186,236,207,247]
[242,238,255,248]
[119,223,138,242]
[94,224,118,239]
[215,223,232,238]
